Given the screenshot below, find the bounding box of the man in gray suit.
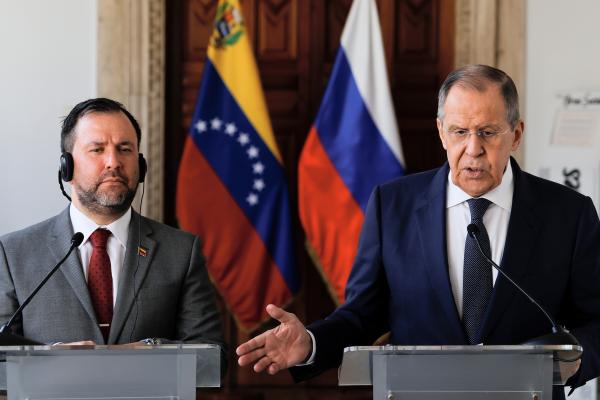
[0,98,224,356]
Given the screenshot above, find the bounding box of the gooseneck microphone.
[467,224,580,354]
[0,232,84,335]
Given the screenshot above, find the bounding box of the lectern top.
[339,345,582,387]
[0,343,223,392]
[344,344,582,355]
[0,342,219,354]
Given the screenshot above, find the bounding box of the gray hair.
[437,64,520,129]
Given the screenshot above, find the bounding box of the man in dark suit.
[0,99,225,357]
[236,65,600,395]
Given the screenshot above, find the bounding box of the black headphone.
[59,152,147,183]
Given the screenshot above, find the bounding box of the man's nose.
[464,132,485,156]
[104,148,123,169]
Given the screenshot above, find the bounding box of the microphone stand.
[0,233,84,345]
[466,224,580,359]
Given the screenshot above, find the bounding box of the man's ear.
[511,120,524,151]
[437,118,448,150]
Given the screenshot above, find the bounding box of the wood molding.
[97,0,166,221]
[497,0,525,164]
[455,0,497,67]
[454,0,525,163]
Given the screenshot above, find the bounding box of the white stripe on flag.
[340,0,405,166]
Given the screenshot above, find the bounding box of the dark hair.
[437,64,520,129]
[60,98,141,152]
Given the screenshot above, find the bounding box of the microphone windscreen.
[467,223,479,238]
[71,232,84,247]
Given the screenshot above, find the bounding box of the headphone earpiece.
[58,152,147,184]
[138,153,147,183]
[59,152,74,182]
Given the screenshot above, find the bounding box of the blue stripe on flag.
[189,60,299,293]
[314,49,405,211]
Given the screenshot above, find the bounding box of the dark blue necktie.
[462,198,492,344]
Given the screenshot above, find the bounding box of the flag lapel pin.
[138,246,148,257]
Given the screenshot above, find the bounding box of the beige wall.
[0,0,97,235]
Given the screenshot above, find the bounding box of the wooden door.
[165,0,454,398]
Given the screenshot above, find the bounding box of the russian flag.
[176,0,298,331]
[298,0,405,304]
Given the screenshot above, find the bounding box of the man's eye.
[453,130,468,136]
[481,131,496,137]
[90,148,102,153]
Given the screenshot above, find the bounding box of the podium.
[338,345,582,400]
[0,343,221,400]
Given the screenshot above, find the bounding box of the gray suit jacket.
[0,207,224,353]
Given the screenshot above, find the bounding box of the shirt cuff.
[295,329,316,366]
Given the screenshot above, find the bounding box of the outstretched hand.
[236,304,312,375]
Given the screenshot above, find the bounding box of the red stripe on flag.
[177,138,292,330]
[298,127,364,304]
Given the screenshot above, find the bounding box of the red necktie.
[88,229,113,342]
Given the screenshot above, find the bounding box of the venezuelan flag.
[299,0,404,304]
[177,0,298,331]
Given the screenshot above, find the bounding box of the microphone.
[467,224,580,353]
[0,232,84,337]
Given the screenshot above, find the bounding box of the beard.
[74,171,138,216]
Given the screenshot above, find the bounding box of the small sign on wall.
[538,164,599,212]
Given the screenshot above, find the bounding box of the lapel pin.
[138,246,148,257]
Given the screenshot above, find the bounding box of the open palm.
[236,304,312,375]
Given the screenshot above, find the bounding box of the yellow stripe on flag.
[207,0,282,163]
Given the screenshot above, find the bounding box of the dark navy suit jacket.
[292,159,600,395]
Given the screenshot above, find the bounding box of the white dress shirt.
[69,204,131,306]
[446,162,514,317]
